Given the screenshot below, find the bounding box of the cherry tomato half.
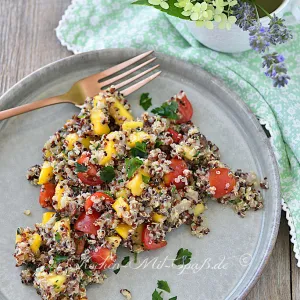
[208,168,236,198]
[75,237,86,256]
[164,158,188,189]
[77,154,103,186]
[175,92,193,124]
[167,128,183,144]
[74,211,101,235]
[90,247,117,270]
[142,226,167,250]
[84,192,115,211]
[39,182,55,209]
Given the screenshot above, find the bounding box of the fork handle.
[0,95,72,121]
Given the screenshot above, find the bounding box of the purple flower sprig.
[232,0,293,87]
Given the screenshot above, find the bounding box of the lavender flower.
[248,23,271,53]
[232,0,256,31]
[268,15,293,45]
[262,52,290,87]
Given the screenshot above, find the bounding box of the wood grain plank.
[0,1,294,300]
[246,213,291,300]
[291,237,300,300]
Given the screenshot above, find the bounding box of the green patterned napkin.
[56,0,300,265]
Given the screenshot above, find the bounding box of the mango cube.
[47,274,67,292]
[65,133,79,151]
[126,169,149,196]
[112,197,129,218]
[182,145,196,160]
[127,131,151,148]
[55,183,65,210]
[132,224,144,245]
[29,233,42,255]
[115,188,130,198]
[194,203,205,216]
[152,213,166,223]
[105,236,122,248]
[52,218,71,237]
[81,137,91,149]
[109,100,133,125]
[122,120,143,131]
[38,161,53,185]
[90,108,110,135]
[115,223,132,239]
[99,140,117,166]
[42,212,56,224]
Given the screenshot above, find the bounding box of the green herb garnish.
[142,175,150,184]
[157,280,170,293]
[84,269,93,276]
[155,139,163,148]
[152,289,163,300]
[75,162,88,173]
[103,190,114,197]
[174,248,192,266]
[121,256,130,266]
[114,268,120,274]
[100,166,115,183]
[140,92,152,111]
[16,228,21,235]
[130,141,148,158]
[151,101,179,120]
[53,255,68,264]
[54,232,61,243]
[125,157,143,179]
[169,297,177,300]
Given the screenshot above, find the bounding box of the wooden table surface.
[0,1,299,299]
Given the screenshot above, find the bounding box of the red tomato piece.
[164,158,188,189]
[75,237,86,255]
[167,128,183,143]
[90,247,117,270]
[77,154,103,186]
[84,192,115,211]
[175,91,193,124]
[208,168,236,198]
[142,226,167,250]
[39,182,55,209]
[74,211,101,235]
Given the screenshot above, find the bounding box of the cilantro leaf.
[103,190,114,197]
[152,289,163,300]
[53,255,68,264]
[75,162,88,173]
[54,232,61,243]
[84,269,93,276]
[157,280,170,293]
[169,297,177,300]
[174,248,192,265]
[100,166,115,183]
[121,256,130,266]
[125,157,143,179]
[151,101,179,120]
[142,175,150,184]
[140,93,152,111]
[114,268,120,274]
[130,141,148,158]
[155,139,163,148]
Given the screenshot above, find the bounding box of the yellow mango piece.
[38,161,53,185]
[132,224,144,245]
[81,137,91,149]
[55,183,65,210]
[152,213,166,223]
[194,203,206,217]
[126,169,149,196]
[93,95,106,108]
[47,274,67,292]
[29,233,42,255]
[105,236,122,248]
[115,223,132,239]
[122,120,144,131]
[42,212,56,224]
[99,140,117,166]
[115,188,130,198]
[112,197,129,218]
[127,131,151,148]
[53,218,71,237]
[65,133,79,150]
[109,99,133,125]
[90,108,110,135]
[44,150,52,158]
[15,233,22,243]
[182,145,196,160]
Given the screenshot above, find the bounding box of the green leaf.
[53,255,68,264]
[125,157,143,179]
[139,93,152,111]
[134,252,138,263]
[75,162,88,173]
[100,166,115,183]
[155,139,163,148]
[54,232,61,243]
[142,175,150,184]
[84,269,93,276]
[103,190,114,197]
[121,256,130,266]
[169,297,177,300]
[157,280,170,293]
[130,141,148,158]
[151,101,179,120]
[174,248,192,265]
[132,0,189,20]
[152,289,163,300]
[114,268,120,274]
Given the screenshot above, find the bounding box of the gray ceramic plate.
[0,49,280,300]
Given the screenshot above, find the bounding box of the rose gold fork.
[0,51,160,121]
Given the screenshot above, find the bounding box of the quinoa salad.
[14,87,266,300]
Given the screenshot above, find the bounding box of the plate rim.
[0,48,281,299]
